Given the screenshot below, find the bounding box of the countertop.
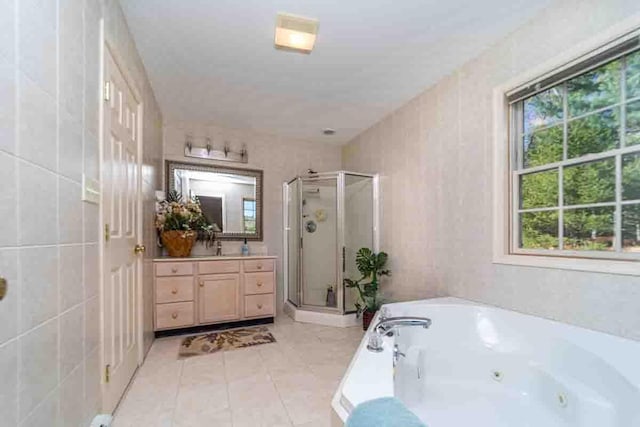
[153,255,277,262]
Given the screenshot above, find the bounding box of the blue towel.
[346,397,427,427]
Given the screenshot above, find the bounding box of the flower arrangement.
[156,190,217,256]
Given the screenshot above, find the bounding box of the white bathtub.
[331,297,640,427]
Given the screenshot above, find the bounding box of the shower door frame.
[283,171,379,315]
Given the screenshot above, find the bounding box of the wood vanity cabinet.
[153,256,276,332]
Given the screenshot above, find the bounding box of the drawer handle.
[171,312,178,319]
[257,304,263,309]
[199,280,204,287]
[171,288,178,295]
[257,264,263,270]
[257,281,263,287]
[171,267,178,273]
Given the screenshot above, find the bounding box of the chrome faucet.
[216,241,223,256]
[366,316,432,353]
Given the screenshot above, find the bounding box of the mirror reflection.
[167,161,263,240]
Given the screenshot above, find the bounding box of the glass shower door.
[286,178,301,306]
[343,174,375,313]
[301,176,339,310]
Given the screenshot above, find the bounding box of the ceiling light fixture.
[322,128,336,136]
[274,13,319,54]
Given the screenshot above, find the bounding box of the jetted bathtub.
[331,297,640,427]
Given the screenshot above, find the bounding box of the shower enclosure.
[283,171,379,319]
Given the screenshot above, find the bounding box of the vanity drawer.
[156,262,193,277]
[244,272,274,295]
[155,276,194,303]
[198,260,240,275]
[156,302,194,329]
[243,259,274,273]
[244,294,274,318]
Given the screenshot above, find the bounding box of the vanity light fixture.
[274,13,319,54]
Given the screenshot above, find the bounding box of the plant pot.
[362,309,377,331]
[161,230,196,257]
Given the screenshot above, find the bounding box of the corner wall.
[342,0,640,341]
[0,0,163,425]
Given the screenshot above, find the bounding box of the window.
[243,198,256,233]
[509,45,640,259]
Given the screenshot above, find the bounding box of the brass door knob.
[134,244,146,254]
[0,277,7,301]
[171,313,178,319]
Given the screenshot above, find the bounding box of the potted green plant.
[344,247,390,330]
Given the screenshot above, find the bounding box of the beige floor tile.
[227,372,280,411]
[224,347,268,382]
[173,407,233,427]
[231,399,292,427]
[174,383,229,422]
[281,394,332,426]
[180,355,226,386]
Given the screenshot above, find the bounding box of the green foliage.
[520,54,640,251]
[344,248,390,315]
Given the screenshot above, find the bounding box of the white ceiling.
[120,0,553,144]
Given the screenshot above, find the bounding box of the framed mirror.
[165,161,263,241]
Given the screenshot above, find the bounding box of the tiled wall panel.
[342,0,640,341]
[0,0,163,425]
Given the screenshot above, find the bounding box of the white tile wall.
[0,0,163,425]
[342,0,640,341]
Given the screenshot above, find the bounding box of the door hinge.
[105,364,110,383]
[104,224,110,242]
[103,81,111,102]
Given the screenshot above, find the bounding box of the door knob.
[0,277,7,301]
[134,244,146,254]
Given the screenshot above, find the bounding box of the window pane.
[520,169,558,209]
[622,152,640,200]
[622,204,640,252]
[567,107,620,158]
[523,87,563,134]
[627,50,640,99]
[567,59,621,117]
[563,207,615,251]
[520,211,559,249]
[523,125,563,168]
[626,99,640,146]
[563,158,615,205]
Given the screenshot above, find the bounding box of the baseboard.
[154,317,274,338]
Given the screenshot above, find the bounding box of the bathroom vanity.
[153,256,277,332]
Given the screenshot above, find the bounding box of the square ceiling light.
[274,13,319,54]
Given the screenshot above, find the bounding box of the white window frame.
[493,17,640,276]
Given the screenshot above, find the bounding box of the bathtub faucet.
[367,316,432,352]
[374,316,432,336]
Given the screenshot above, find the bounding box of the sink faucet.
[366,316,432,353]
[216,241,223,256]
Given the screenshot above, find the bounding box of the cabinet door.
[198,274,241,323]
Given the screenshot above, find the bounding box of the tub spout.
[374,316,432,337]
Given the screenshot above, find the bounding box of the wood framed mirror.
[165,160,264,241]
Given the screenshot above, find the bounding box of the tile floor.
[112,315,364,427]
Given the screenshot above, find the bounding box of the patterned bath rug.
[179,326,276,358]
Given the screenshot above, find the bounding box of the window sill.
[493,253,640,276]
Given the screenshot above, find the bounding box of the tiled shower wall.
[342,0,640,341]
[0,0,162,426]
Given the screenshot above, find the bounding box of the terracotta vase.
[362,309,377,331]
[161,230,196,257]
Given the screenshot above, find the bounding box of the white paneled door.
[102,47,143,413]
